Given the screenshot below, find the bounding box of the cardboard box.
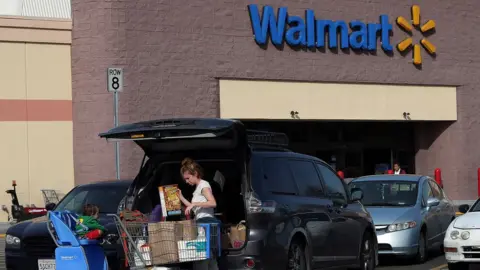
[159,185,182,217]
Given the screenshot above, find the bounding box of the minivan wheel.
[415,230,427,264]
[288,239,307,270]
[356,232,374,270]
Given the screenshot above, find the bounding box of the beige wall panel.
[0,122,29,221]
[219,80,457,121]
[26,43,72,100]
[0,17,72,30]
[0,27,71,44]
[27,122,74,208]
[0,42,26,99]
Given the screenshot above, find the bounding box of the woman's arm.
[178,190,192,207]
[192,187,217,208]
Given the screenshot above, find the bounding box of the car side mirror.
[458,204,470,214]
[426,197,440,208]
[45,203,56,211]
[351,188,364,202]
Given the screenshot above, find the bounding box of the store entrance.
[363,148,391,175]
[242,121,415,179]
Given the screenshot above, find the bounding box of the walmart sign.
[247,4,394,52]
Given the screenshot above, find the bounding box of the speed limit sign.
[107,68,123,92]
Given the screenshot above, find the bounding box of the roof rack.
[246,130,289,147]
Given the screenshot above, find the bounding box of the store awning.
[219,80,457,121]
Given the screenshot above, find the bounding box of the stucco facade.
[0,16,73,221]
[71,0,479,200]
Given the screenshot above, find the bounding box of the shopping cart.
[108,212,221,269]
[47,210,109,270]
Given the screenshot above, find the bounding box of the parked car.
[99,118,379,270]
[5,180,131,270]
[444,200,480,270]
[349,175,456,263]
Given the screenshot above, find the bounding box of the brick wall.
[72,0,480,200]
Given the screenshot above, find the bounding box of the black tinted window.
[263,158,298,195]
[316,164,347,204]
[288,160,323,197]
[55,185,128,214]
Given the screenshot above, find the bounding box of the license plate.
[38,259,56,270]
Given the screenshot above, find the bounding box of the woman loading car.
[178,157,221,270]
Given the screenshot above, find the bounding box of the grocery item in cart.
[133,239,152,267]
[177,238,207,262]
[148,222,179,265]
[159,185,182,217]
[177,219,197,240]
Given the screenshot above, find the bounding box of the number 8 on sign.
[112,77,119,90]
[107,68,123,92]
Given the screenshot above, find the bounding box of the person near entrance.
[393,161,406,174]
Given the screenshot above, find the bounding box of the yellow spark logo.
[396,5,436,66]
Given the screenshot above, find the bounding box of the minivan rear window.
[262,158,298,195]
[288,160,323,197]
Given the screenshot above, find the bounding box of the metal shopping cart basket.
[108,212,221,269]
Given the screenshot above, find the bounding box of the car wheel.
[448,262,468,270]
[357,232,375,270]
[287,239,307,270]
[415,230,428,264]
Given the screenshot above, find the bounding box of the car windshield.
[468,199,480,212]
[349,181,418,207]
[55,185,127,214]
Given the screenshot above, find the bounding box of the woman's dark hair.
[83,204,100,216]
[180,157,204,178]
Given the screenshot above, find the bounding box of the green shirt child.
[75,204,105,239]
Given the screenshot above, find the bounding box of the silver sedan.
[349,175,456,263]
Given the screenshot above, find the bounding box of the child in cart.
[75,204,105,239]
[178,157,222,270]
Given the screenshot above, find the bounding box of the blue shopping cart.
[47,211,109,270]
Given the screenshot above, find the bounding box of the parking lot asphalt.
[0,236,5,270]
[377,251,447,270]
[0,238,454,270]
[0,240,451,270]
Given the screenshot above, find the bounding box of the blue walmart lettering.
[248,4,393,52]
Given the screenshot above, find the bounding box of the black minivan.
[100,118,378,270]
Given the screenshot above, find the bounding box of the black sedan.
[5,180,132,270]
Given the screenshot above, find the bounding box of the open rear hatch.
[99,118,249,201]
[99,118,247,156]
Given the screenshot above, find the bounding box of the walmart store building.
[2,0,477,219]
[71,0,479,202]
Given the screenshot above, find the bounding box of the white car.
[444,201,480,270]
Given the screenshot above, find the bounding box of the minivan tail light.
[247,193,276,213]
